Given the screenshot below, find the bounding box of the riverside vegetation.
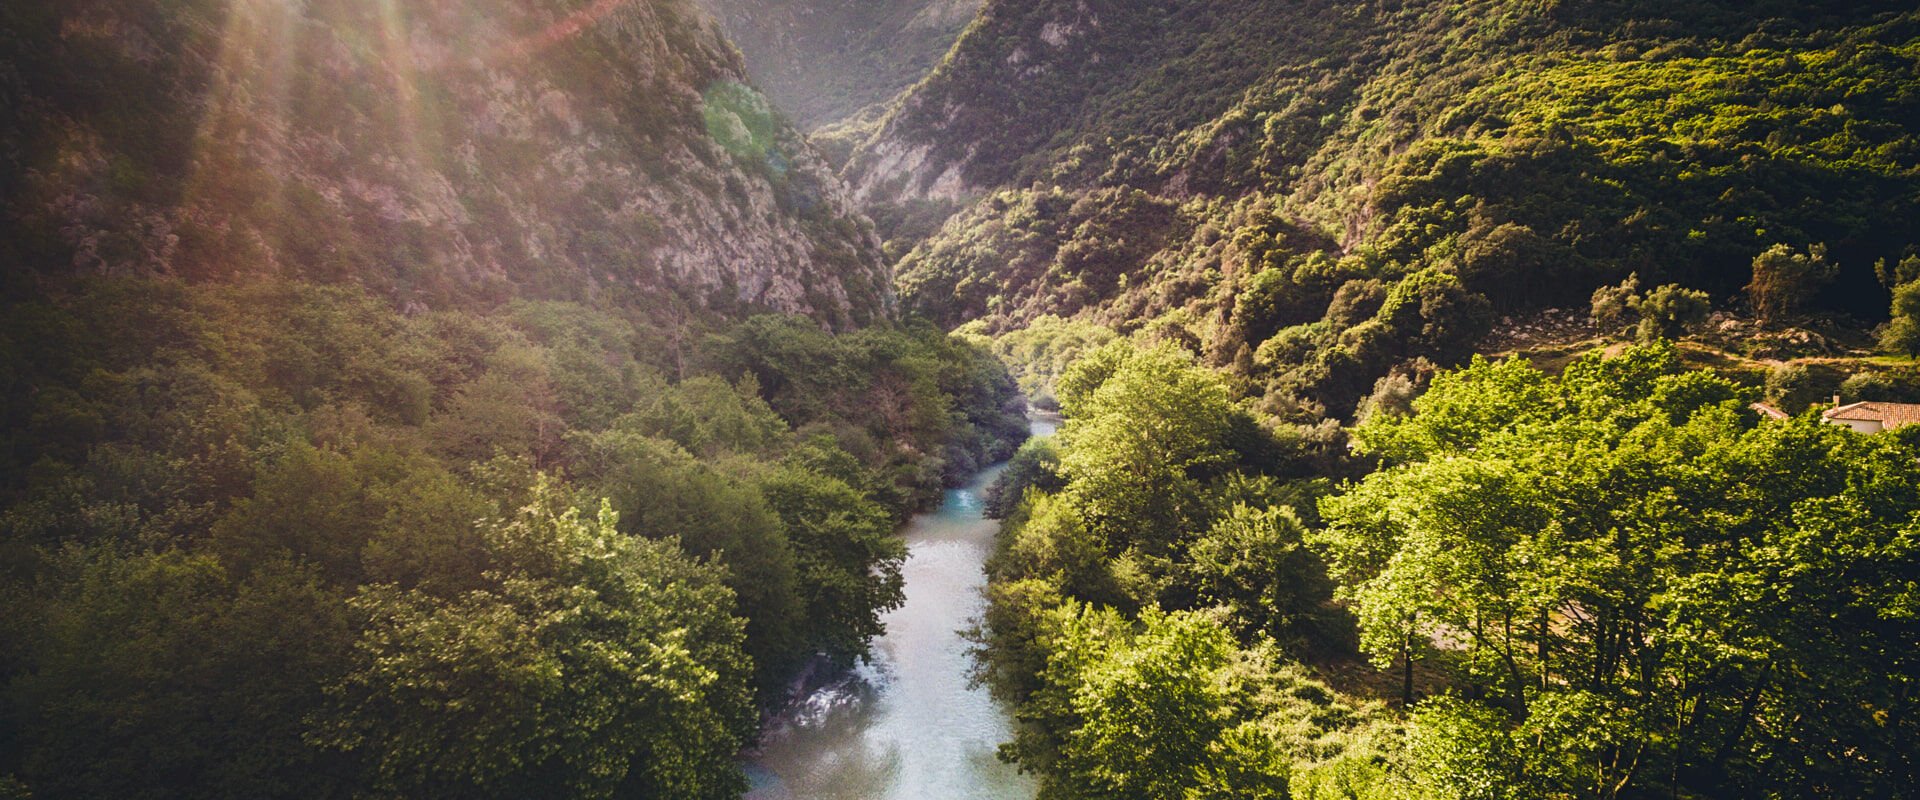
[857,3,1920,797]
[0,279,1025,799]
[977,340,1920,798]
[6,0,1920,798]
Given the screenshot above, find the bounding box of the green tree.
[758,465,906,665]
[1874,254,1920,290]
[2,549,356,800]
[1055,343,1235,559]
[572,429,806,695]
[1318,345,1920,797]
[1764,362,1827,413]
[1746,244,1835,328]
[985,436,1064,519]
[1588,273,1639,335]
[427,343,564,467]
[1632,283,1709,341]
[210,443,490,591]
[1021,606,1290,800]
[313,479,755,800]
[1180,504,1332,648]
[1880,279,1920,358]
[1404,698,1529,800]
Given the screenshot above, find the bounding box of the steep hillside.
[850,0,1920,415]
[0,0,889,327]
[0,6,1040,796]
[695,0,980,130]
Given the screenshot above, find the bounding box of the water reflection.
[744,418,1053,800]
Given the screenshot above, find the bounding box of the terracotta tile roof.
[1823,401,1920,429]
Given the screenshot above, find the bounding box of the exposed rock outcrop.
[692,0,981,131]
[1,0,889,326]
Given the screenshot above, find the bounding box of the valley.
[3,1,1919,799]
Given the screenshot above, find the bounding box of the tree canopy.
[1318,343,1920,797]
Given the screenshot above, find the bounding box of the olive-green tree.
[1880,278,1920,358]
[1746,244,1835,327]
[1633,283,1710,341]
[313,480,755,800]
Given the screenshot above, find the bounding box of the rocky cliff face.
[693,0,981,131]
[0,0,889,327]
[841,0,1245,211]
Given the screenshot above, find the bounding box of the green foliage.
[1764,362,1832,413]
[759,465,906,666]
[1633,283,1712,341]
[702,81,783,166]
[703,314,1029,504]
[0,277,1027,797]
[312,481,754,800]
[1056,343,1237,557]
[977,339,1369,794]
[1258,268,1495,420]
[1042,608,1281,800]
[621,374,789,458]
[1839,369,1920,403]
[1402,699,1527,800]
[1882,278,1920,357]
[895,187,1181,329]
[867,1,1920,418]
[1318,343,1920,797]
[1588,274,1640,336]
[1876,255,1920,289]
[1747,244,1838,327]
[1002,602,1386,800]
[3,550,354,800]
[985,436,1064,519]
[959,314,1118,408]
[569,428,807,695]
[1181,505,1337,651]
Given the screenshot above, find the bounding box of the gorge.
[3,1,1920,799]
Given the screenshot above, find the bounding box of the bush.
[1839,371,1920,404]
[1589,273,1640,335]
[1765,363,1832,413]
[1634,283,1711,341]
[1747,244,1836,328]
[1881,279,1920,358]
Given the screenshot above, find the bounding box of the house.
[1821,397,1920,433]
[1749,402,1790,421]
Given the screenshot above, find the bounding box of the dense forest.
[979,341,1919,798]
[0,0,1030,797]
[0,278,1025,798]
[853,0,1920,417]
[822,0,1920,797]
[6,0,1920,798]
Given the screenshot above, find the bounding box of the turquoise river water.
[743,415,1057,800]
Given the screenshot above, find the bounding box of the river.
[743,414,1058,800]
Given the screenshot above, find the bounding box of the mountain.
[844,0,1920,414]
[0,3,1033,797]
[693,0,981,131]
[0,0,888,327]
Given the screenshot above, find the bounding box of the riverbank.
[742,415,1053,800]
